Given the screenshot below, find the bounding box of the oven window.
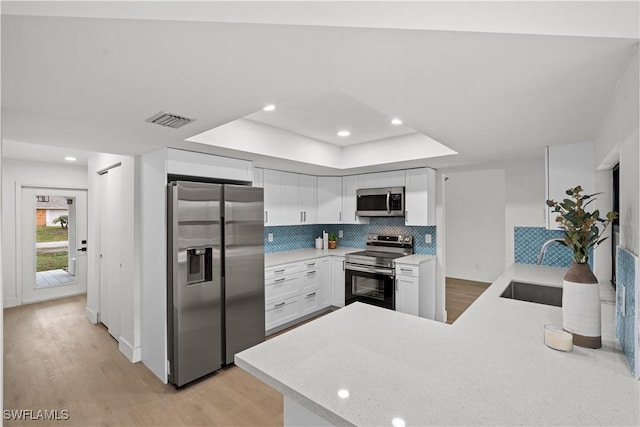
[352,276,386,300]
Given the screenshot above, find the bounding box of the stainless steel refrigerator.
[167,181,265,387]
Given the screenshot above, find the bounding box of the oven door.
[345,264,395,310]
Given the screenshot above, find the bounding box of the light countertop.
[265,248,435,267]
[236,263,639,426]
[265,247,360,267]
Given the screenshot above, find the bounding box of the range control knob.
[405,236,410,242]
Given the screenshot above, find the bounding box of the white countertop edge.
[265,247,360,267]
[265,247,436,267]
[234,356,354,427]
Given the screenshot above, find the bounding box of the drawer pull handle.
[274,302,286,308]
[401,269,412,273]
[274,278,286,283]
[307,263,315,267]
[306,271,316,276]
[274,269,285,273]
[306,292,316,298]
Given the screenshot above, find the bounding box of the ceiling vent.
[145,111,195,129]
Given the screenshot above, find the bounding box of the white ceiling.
[2,2,638,173]
[244,86,416,147]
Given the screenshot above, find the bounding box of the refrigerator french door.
[167,181,265,387]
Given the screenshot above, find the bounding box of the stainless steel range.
[344,233,414,310]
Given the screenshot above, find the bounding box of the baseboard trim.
[20,290,86,306]
[4,297,18,308]
[85,306,99,324]
[119,336,142,363]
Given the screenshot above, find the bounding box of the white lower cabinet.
[265,256,333,332]
[396,275,419,316]
[331,256,345,307]
[395,259,436,320]
[265,296,300,331]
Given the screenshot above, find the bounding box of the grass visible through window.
[36,226,69,272]
[36,226,68,242]
[37,251,69,272]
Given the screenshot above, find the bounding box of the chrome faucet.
[536,238,564,265]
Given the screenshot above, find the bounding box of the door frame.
[16,182,88,305]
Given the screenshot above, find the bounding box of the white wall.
[593,46,639,261]
[444,169,506,283]
[140,148,168,382]
[503,158,546,265]
[1,158,88,307]
[87,153,140,362]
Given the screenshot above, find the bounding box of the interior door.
[20,187,88,304]
[99,167,122,340]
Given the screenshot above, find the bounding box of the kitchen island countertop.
[236,263,639,426]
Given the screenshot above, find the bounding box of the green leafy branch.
[546,186,617,264]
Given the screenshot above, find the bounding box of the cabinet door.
[281,172,300,225]
[317,258,331,309]
[299,174,317,224]
[253,167,264,188]
[342,175,369,224]
[358,170,405,188]
[263,170,283,225]
[405,168,436,226]
[317,176,342,223]
[396,275,419,316]
[331,257,345,307]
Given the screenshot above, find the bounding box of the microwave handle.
[386,191,391,213]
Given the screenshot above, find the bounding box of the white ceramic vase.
[562,263,602,349]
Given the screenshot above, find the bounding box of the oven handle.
[345,264,394,276]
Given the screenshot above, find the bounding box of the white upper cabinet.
[342,175,370,224]
[299,174,318,224]
[265,170,317,225]
[263,169,284,225]
[317,176,343,224]
[166,149,254,182]
[253,167,264,188]
[405,168,436,226]
[358,170,406,189]
[545,141,595,230]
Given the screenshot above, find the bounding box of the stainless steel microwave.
[356,187,405,217]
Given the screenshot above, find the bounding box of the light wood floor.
[3,295,282,426]
[445,277,491,324]
[4,283,487,426]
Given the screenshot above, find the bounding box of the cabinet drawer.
[396,264,418,277]
[300,288,319,316]
[302,259,320,270]
[299,269,319,291]
[265,296,300,330]
[265,275,299,302]
[266,262,302,279]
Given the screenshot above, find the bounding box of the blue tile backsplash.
[514,227,575,267]
[265,217,436,255]
[616,246,638,379]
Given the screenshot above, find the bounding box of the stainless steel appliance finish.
[356,187,405,217]
[167,181,265,387]
[344,234,413,310]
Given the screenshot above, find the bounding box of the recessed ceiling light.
[263,104,276,112]
[391,118,403,125]
[391,418,406,427]
[337,389,350,399]
[64,156,77,162]
[337,130,351,137]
